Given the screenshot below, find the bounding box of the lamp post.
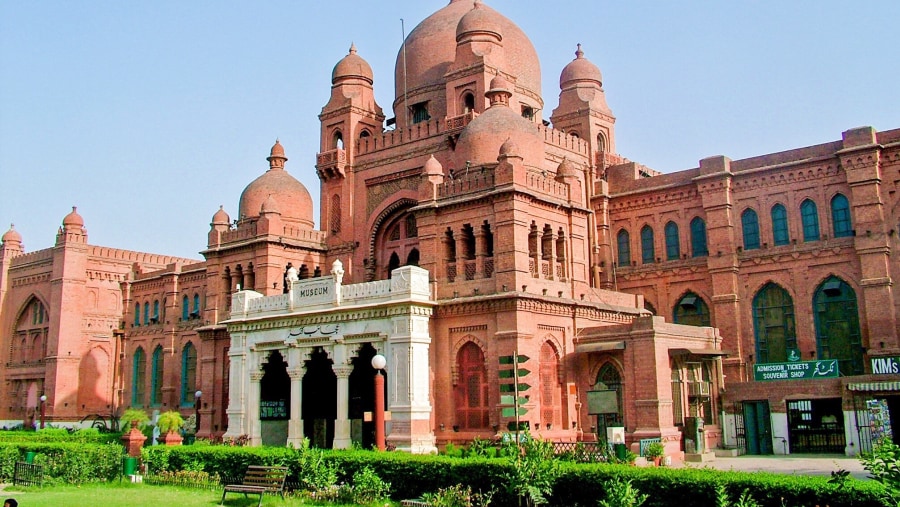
[371,354,386,451]
[39,395,47,429]
[194,390,202,438]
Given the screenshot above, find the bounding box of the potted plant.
[157,410,185,446]
[121,408,150,432]
[645,442,665,466]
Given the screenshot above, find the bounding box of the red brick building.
[1,0,897,457]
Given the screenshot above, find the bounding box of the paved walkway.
[675,454,870,480]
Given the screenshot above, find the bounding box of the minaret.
[0,224,25,312]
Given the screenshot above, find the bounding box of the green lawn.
[0,483,399,507]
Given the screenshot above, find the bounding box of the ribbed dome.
[395,1,541,115]
[211,206,230,226]
[560,44,602,89]
[455,104,542,166]
[332,43,374,85]
[238,142,314,228]
[2,224,22,244]
[498,137,519,157]
[260,194,280,214]
[62,206,84,228]
[456,1,502,42]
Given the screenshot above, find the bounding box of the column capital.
[287,367,306,380]
[332,365,354,379]
[250,372,264,382]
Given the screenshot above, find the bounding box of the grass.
[0,482,400,507]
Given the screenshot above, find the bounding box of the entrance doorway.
[303,347,337,448]
[787,398,845,453]
[348,344,382,449]
[259,351,290,446]
[742,401,773,455]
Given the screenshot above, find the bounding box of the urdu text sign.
[753,359,839,381]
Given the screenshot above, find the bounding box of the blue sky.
[1,1,897,259]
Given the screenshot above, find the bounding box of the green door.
[743,401,773,455]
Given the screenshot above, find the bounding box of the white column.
[286,365,305,447]
[223,335,247,438]
[332,365,354,449]
[248,371,263,446]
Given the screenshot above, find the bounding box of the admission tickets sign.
[753,359,839,381]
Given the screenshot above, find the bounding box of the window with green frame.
[192,294,200,317]
[134,303,140,327]
[673,292,711,327]
[132,347,146,406]
[182,295,189,321]
[143,302,150,326]
[831,194,852,238]
[641,225,655,264]
[181,342,197,406]
[752,283,796,364]
[151,345,164,406]
[800,199,820,242]
[152,300,159,322]
[616,229,631,266]
[664,222,680,260]
[741,208,760,250]
[771,204,790,245]
[690,217,708,257]
[814,277,862,375]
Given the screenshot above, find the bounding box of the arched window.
[181,342,197,406]
[455,342,489,429]
[406,249,420,266]
[664,222,680,260]
[463,92,475,113]
[132,347,146,406]
[690,217,708,257]
[752,284,796,364]
[814,277,862,375]
[616,229,631,266]
[597,133,607,153]
[152,300,160,323]
[800,199,820,242]
[143,302,149,325]
[644,300,657,315]
[192,294,200,317]
[540,342,561,428]
[388,252,400,275]
[522,105,535,120]
[771,204,790,245]
[333,130,343,150]
[831,194,852,238]
[134,303,141,327]
[151,346,164,406]
[673,292,711,327]
[640,225,655,264]
[595,363,623,430]
[181,295,189,321]
[330,194,341,234]
[741,209,760,250]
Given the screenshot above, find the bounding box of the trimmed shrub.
[0,442,124,484]
[0,429,122,444]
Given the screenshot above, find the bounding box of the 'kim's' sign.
[871,356,900,375]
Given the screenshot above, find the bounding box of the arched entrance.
[259,351,290,446]
[303,348,337,448]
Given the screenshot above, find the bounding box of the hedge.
[0,428,123,444]
[142,445,890,507]
[0,442,125,484]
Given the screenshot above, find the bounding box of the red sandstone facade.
[1,0,898,457]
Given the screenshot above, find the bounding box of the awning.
[669,348,730,357]
[575,341,626,353]
[848,381,900,392]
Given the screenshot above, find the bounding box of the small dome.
[455,105,543,166]
[260,194,280,214]
[498,137,519,157]
[212,206,230,225]
[269,139,285,158]
[487,74,512,95]
[2,224,22,244]
[556,158,579,179]
[238,143,314,228]
[332,43,374,85]
[423,155,444,176]
[560,44,603,89]
[62,206,84,228]
[456,1,502,42]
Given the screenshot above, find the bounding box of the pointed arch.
[594,362,624,430]
[640,225,655,264]
[690,217,708,257]
[741,208,760,250]
[664,221,680,260]
[616,229,631,266]
[673,292,711,327]
[800,199,820,242]
[771,204,790,245]
[831,194,852,238]
[151,345,164,406]
[752,283,796,364]
[814,276,862,375]
[132,346,146,406]
[540,341,562,428]
[454,341,489,429]
[180,342,197,406]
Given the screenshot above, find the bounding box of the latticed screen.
[455,343,489,429]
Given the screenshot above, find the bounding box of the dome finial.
[575,43,584,59]
[268,139,287,170]
[349,42,357,55]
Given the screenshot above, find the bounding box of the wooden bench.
[220,465,288,507]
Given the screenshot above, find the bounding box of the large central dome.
[394,0,541,119]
